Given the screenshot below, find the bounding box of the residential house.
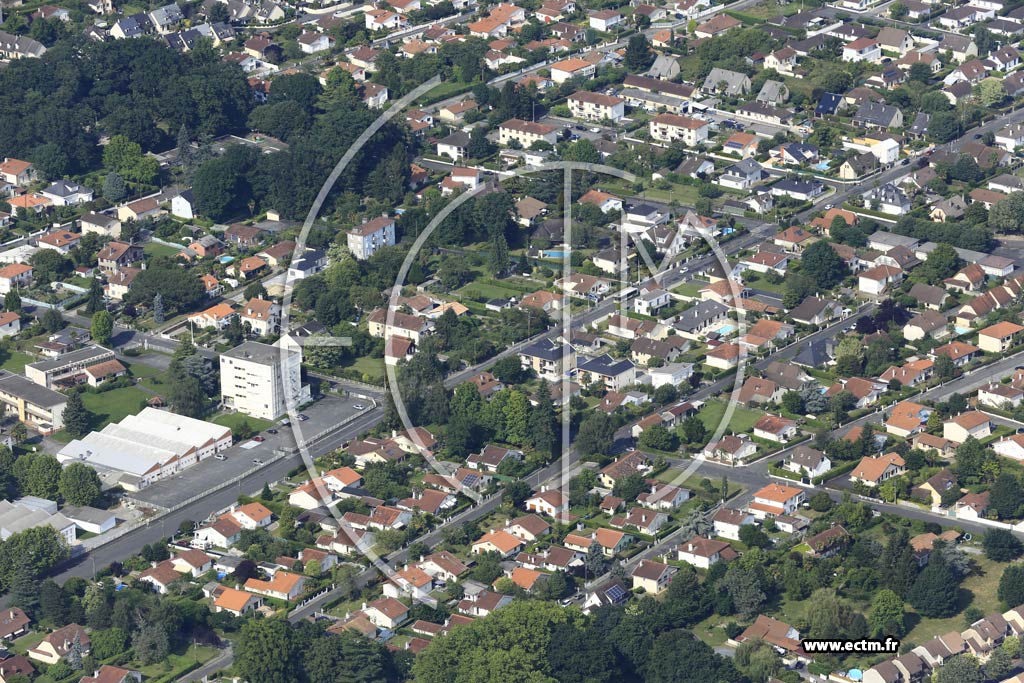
[850,452,906,486]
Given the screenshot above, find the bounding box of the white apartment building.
[220,340,309,420]
[568,91,625,122]
[649,113,709,146]
[347,215,395,260]
[498,118,559,147]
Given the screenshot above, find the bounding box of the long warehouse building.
[56,407,232,491]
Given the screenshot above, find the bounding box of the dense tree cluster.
[0,39,252,175]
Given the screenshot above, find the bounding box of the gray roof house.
[702,68,751,96]
[672,300,729,338]
[852,101,903,129]
[756,80,790,105]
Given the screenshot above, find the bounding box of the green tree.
[467,125,495,159]
[638,424,679,451]
[41,308,64,333]
[989,474,1024,520]
[1000,564,1024,607]
[31,250,70,284]
[869,589,905,637]
[91,310,113,346]
[167,372,206,418]
[936,655,983,683]
[59,462,103,506]
[612,473,647,501]
[103,135,159,185]
[920,243,963,284]
[152,293,164,325]
[487,232,509,276]
[529,381,557,457]
[303,631,390,683]
[624,34,655,72]
[738,524,771,549]
[908,547,959,617]
[6,561,38,614]
[984,528,1024,562]
[799,240,849,289]
[929,111,961,143]
[235,618,298,683]
[3,290,19,313]
[576,413,614,456]
[85,278,104,314]
[645,629,747,683]
[680,415,706,445]
[102,172,127,203]
[0,525,70,584]
[133,620,169,666]
[991,192,1024,234]
[62,391,94,440]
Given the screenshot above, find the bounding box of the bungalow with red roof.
[850,452,906,487]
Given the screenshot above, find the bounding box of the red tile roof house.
[524,488,569,517]
[138,560,182,594]
[943,411,992,445]
[850,452,906,487]
[676,535,737,569]
[363,597,409,630]
[734,615,807,662]
[244,570,307,601]
[631,559,677,594]
[504,513,551,542]
[752,414,798,442]
[169,548,214,576]
[28,623,90,664]
[748,483,805,519]
[0,608,29,641]
[703,434,757,464]
[466,444,522,472]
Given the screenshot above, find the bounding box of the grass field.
[345,355,386,383]
[458,280,526,301]
[902,555,1006,645]
[52,386,153,442]
[212,412,274,433]
[0,350,34,373]
[672,282,702,298]
[144,242,183,259]
[698,399,763,435]
[135,645,220,682]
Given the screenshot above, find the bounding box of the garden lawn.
[346,355,386,383]
[672,282,703,298]
[698,399,763,435]
[458,280,527,301]
[143,242,183,259]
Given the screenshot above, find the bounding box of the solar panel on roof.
[605,584,627,601]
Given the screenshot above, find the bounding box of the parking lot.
[128,395,367,510]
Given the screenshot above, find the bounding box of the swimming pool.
[219,255,235,264]
[543,250,568,259]
[717,324,736,335]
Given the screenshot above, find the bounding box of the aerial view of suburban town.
[8,0,1024,679]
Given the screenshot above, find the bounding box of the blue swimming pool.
[543,250,568,259]
[717,324,736,335]
[219,255,235,264]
